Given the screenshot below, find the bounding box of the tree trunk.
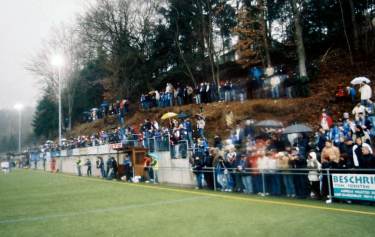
[173,13,197,87]
[348,0,359,52]
[68,98,73,131]
[258,0,272,67]
[338,0,354,65]
[206,0,219,88]
[291,0,307,77]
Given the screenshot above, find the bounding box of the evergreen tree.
[33,91,58,139]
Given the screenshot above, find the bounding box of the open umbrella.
[177,112,190,119]
[255,120,283,128]
[283,124,313,134]
[148,152,160,160]
[161,112,177,120]
[351,77,371,85]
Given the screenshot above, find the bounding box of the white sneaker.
[326,199,332,204]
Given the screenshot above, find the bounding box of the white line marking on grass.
[0,190,100,202]
[28,170,375,216]
[0,196,208,225]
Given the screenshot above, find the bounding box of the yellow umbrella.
[161,112,177,120]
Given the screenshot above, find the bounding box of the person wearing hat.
[307,152,321,199]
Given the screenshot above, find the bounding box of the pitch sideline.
[29,170,375,217]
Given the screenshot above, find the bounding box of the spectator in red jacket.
[320,109,333,131]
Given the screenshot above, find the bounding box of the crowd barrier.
[29,152,375,204]
[33,140,375,204]
[131,166,375,203]
[41,136,191,161]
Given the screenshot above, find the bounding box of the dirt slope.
[68,52,375,141]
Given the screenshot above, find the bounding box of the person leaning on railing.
[277,151,296,198]
[213,153,229,192]
[320,140,340,168]
[192,156,204,189]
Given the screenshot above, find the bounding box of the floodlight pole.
[17,109,22,153]
[58,66,62,147]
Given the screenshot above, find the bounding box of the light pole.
[14,103,23,153]
[51,54,64,147]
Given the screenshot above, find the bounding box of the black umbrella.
[177,112,191,119]
[255,120,284,128]
[283,124,313,134]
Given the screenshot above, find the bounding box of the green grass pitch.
[0,170,374,237]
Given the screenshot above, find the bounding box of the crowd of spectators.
[191,81,375,203]
[78,65,296,131]
[72,153,159,184]
[40,113,207,161]
[35,72,375,203]
[82,99,130,126]
[140,81,248,111]
[138,65,300,111]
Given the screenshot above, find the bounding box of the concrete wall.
[33,146,196,187]
[157,152,195,187]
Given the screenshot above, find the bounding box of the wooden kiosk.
[112,144,148,178]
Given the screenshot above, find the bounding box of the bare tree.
[27,23,85,131]
[78,0,162,97]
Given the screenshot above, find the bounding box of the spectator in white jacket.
[352,137,373,168]
[307,152,321,199]
[197,117,206,138]
[359,82,372,106]
[352,103,366,121]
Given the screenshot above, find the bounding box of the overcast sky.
[0,0,84,109]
